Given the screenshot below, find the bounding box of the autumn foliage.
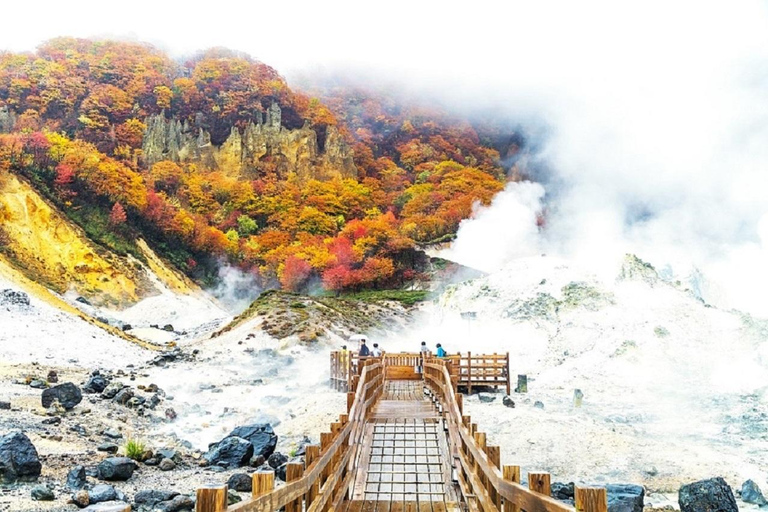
[0,38,514,293]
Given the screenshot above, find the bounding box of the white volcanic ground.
[2,254,768,510]
[378,254,768,508]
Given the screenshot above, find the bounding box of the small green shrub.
[124,438,147,461]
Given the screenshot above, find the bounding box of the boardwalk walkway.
[346,381,460,512]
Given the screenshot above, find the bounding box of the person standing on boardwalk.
[418,341,429,373]
[371,343,383,357]
[436,343,446,357]
[359,339,371,357]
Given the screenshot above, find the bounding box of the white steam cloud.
[208,263,261,314]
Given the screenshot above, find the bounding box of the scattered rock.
[534,401,545,409]
[41,382,83,410]
[741,480,767,506]
[159,458,176,471]
[249,454,266,467]
[157,448,180,462]
[31,484,55,501]
[229,490,243,505]
[102,428,122,440]
[113,387,135,405]
[268,452,288,469]
[165,408,177,421]
[46,370,59,383]
[228,472,253,492]
[478,393,496,403]
[82,501,132,511]
[552,482,575,501]
[1,289,30,307]
[97,457,137,481]
[0,431,42,483]
[679,477,737,512]
[75,296,91,305]
[89,484,118,503]
[30,379,47,389]
[162,324,175,332]
[72,489,90,508]
[228,423,278,459]
[134,489,180,509]
[276,462,288,482]
[0,401,10,410]
[67,465,87,489]
[122,324,132,331]
[97,443,119,454]
[144,457,159,466]
[204,436,254,468]
[101,381,125,399]
[42,416,61,425]
[84,375,109,394]
[153,495,195,511]
[607,484,644,512]
[502,396,515,408]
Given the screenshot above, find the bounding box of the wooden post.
[347,392,355,412]
[486,446,501,512]
[467,351,472,394]
[339,413,349,424]
[320,432,333,485]
[575,487,608,512]
[516,375,527,393]
[285,462,304,512]
[456,393,463,415]
[528,472,551,496]
[305,446,320,507]
[252,470,274,498]
[196,484,227,512]
[473,432,486,476]
[505,352,511,395]
[502,466,521,512]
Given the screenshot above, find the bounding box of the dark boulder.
[0,401,10,410]
[276,463,287,482]
[134,489,179,509]
[478,393,496,403]
[0,431,42,482]
[113,387,134,405]
[607,484,644,512]
[268,452,288,469]
[83,374,109,394]
[228,473,253,492]
[97,457,136,481]
[67,465,87,489]
[41,382,82,410]
[249,454,266,467]
[552,482,575,501]
[1,289,30,307]
[679,477,737,512]
[741,479,767,506]
[162,324,175,332]
[31,484,55,501]
[203,436,253,468]
[159,458,176,471]
[228,423,278,458]
[157,448,180,462]
[89,484,117,503]
[502,396,515,408]
[47,370,59,383]
[154,495,195,511]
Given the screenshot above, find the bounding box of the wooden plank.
[502,466,521,512]
[575,488,607,512]
[376,500,391,512]
[285,462,304,512]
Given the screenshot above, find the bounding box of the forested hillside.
[0,38,511,292]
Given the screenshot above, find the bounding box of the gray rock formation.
[142,104,356,182]
[0,106,16,133]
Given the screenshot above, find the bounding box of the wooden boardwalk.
[347,381,460,512]
[198,359,607,512]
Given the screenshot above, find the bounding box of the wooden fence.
[196,359,384,512]
[422,358,607,512]
[330,351,511,394]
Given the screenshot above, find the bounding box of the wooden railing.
[423,358,607,512]
[196,360,384,512]
[330,351,511,394]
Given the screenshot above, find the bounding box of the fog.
[4,0,768,314]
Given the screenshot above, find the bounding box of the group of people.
[343,339,447,358]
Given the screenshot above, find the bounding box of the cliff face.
[142,103,357,181]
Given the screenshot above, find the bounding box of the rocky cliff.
[142,103,357,181]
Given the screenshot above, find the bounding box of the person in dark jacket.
[359,340,371,357]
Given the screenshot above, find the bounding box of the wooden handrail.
[219,362,383,512]
[423,359,607,512]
